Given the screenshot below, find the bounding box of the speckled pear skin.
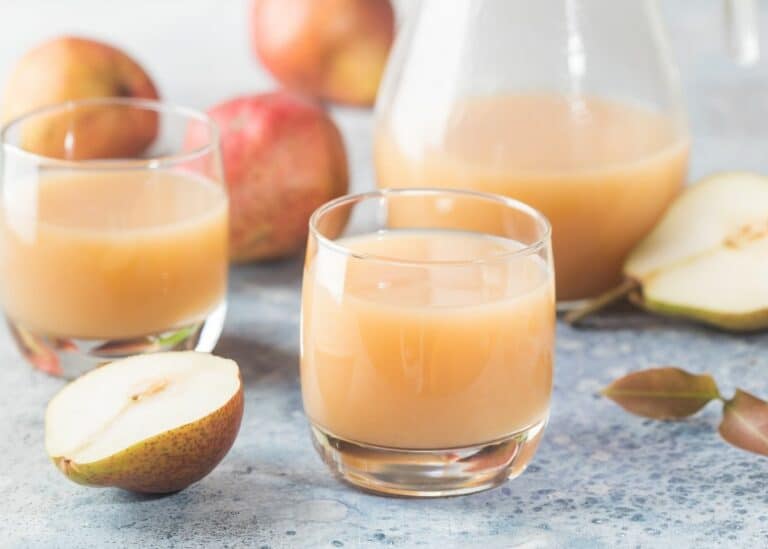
[640,297,768,332]
[51,383,244,493]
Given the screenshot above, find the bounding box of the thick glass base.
[7,301,226,379]
[310,418,547,497]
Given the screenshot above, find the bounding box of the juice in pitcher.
[376,94,688,301]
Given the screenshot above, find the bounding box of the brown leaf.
[719,389,768,457]
[602,367,720,419]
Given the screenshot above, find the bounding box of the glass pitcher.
[375,0,759,302]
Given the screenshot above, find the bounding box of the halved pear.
[626,172,768,330]
[45,352,244,493]
[566,172,768,330]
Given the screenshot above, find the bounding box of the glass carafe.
[375,0,759,302]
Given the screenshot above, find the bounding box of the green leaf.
[719,389,768,457]
[602,367,721,419]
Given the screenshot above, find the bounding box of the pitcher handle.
[725,0,760,65]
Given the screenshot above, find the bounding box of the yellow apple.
[2,36,159,159]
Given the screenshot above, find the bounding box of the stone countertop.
[2,1,768,548]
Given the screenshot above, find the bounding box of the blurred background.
[1,0,766,187]
[0,0,401,194]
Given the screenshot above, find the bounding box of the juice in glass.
[301,189,554,496]
[0,170,228,340]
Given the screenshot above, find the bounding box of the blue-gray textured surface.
[1,1,768,548]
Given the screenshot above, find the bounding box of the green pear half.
[45,351,244,493]
[567,172,768,330]
[625,172,768,330]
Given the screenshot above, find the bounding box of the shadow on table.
[111,490,180,504]
[559,307,695,332]
[229,255,304,290]
[561,304,768,339]
[215,334,298,389]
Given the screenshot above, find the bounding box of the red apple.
[250,0,395,107]
[1,36,159,159]
[189,91,349,262]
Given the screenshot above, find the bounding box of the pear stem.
[564,278,640,326]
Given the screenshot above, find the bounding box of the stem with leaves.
[603,367,768,456]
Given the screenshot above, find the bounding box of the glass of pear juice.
[0,98,229,378]
[301,188,555,497]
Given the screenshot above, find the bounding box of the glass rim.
[0,97,219,169]
[309,187,552,266]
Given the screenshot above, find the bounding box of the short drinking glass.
[301,188,554,497]
[0,98,228,378]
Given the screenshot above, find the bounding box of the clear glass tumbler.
[0,98,228,378]
[301,188,554,497]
